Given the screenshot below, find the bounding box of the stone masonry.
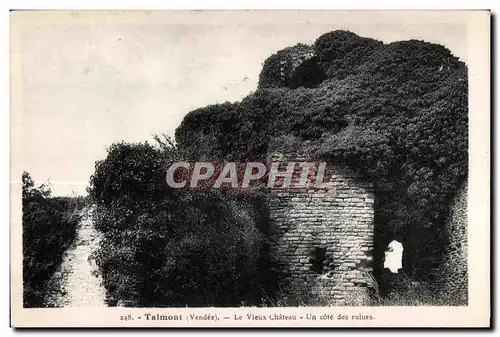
[428,178,468,305]
[268,154,375,306]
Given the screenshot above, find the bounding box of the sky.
[14,11,468,196]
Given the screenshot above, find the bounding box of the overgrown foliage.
[258,43,314,89]
[368,270,462,306]
[89,30,467,306]
[176,30,468,279]
[22,172,83,307]
[88,141,276,307]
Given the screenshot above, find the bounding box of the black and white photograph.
[9,10,490,328]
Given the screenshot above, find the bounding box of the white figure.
[384,240,403,273]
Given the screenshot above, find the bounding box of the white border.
[3,1,497,335]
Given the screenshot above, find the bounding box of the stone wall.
[428,179,468,305]
[268,154,375,306]
[278,47,315,83]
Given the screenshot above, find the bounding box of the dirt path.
[44,206,107,307]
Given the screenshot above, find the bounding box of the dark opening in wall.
[311,247,327,274]
[288,57,327,89]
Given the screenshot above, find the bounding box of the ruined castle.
[267,154,468,306]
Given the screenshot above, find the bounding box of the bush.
[88,141,277,307]
[22,172,82,307]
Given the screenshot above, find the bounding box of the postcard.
[10,10,491,328]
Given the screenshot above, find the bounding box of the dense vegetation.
[176,31,468,279]
[88,141,276,307]
[22,172,83,307]
[89,30,467,306]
